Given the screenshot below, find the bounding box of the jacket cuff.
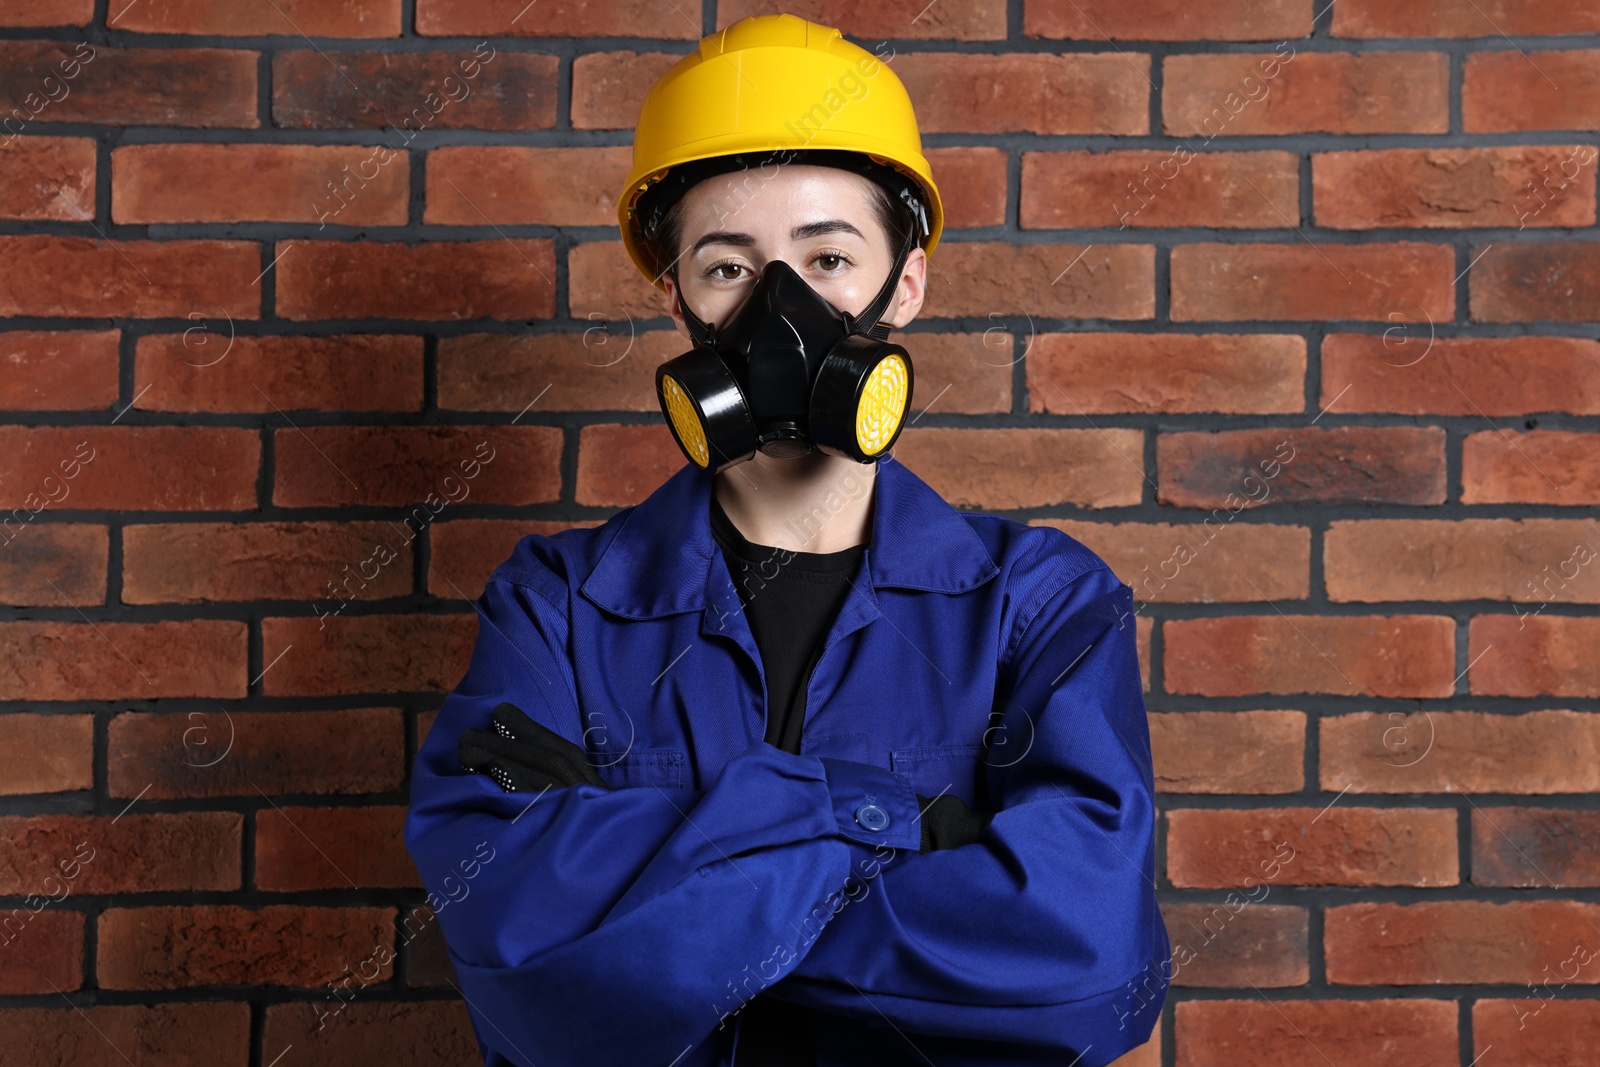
[814,755,923,855]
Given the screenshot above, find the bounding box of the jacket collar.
[580,455,1000,620]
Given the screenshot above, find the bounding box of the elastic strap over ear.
[850,210,922,342]
[670,264,719,347]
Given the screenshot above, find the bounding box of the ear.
[880,246,928,330]
[660,269,690,341]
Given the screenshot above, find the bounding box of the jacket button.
[854,802,890,832]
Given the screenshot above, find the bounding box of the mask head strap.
[673,271,718,348]
[845,193,924,342]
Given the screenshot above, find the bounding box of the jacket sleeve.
[402,569,927,1067]
[759,564,1171,1066]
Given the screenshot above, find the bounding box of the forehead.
[676,164,878,237]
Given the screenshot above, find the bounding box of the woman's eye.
[706,262,746,281]
[814,251,851,271]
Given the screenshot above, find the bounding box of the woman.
[404,14,1169,1067]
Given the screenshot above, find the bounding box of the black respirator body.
[643,159,934,476]
[655,256,916,474]
[637,150,933,475]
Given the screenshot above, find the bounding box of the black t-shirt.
[709,490,865,1067]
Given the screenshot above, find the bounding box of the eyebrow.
[688,219,866,259]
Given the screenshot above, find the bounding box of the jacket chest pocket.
[595,747,688,790]
[890,744,987,809]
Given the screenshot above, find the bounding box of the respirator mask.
[645,154,931,474]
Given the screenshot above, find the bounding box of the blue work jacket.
[404,454,1170,1067]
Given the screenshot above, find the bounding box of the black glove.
[458,702,608,793]
[915,792,992,853]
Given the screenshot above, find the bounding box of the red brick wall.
[2,3,1598,1065]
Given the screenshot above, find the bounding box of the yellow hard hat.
[616,12,944,292]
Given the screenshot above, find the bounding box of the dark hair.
[649,164,917,285]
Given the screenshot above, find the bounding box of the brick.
[111,0,402,36]
[1326,519,1600,603]
[898,331,1015,414]
[260,614,478,697]
[1462,430,1600,505]
[1464,50,1600,133]
[113,143,409,225]
[0,713,92,795]
[893,427,1148,510]
[573,426,693,508]
[935,242,1156,319]
[263,1000,480,1064]
[438,329,1011,415]
[0,41,257,127]
[1175,999,1457,1067]
[0,813,239,894]
[0,1004,249,1066]
[272,47,556,129]
[0,910,82,993]
[98,905,393,988]
[1027,333,1305,414]
[256,805,419,891]
[1325,900,1600,985]
[417,0,700,36]
[1320,710,1600,794]
[438,330,672,413]
[1336,0,1600,37]
[401,905,457,986]
[1168,807,1458,887]
[1470,615,1600,697]
[1170,242,1456,322]
[123,521,414,604]
[1042,521,1310,604]
[568,240,675,321]
[0,330,117,410]
[1473,807,1600,888]
[0,136,95,220]
[0,427,260,511]
[1165,614,1456,698]
[1314,147,1596,229]
[108,708,405,799]
[1027,0,1309,39]
[1471,241,1600,323]
[1148,711,1305,794]
[720,0,1006,39]
[1321,333,1600,416]
[1021,150,1299,229]
[1135,615,1152,693]
[135,334,424,413]
[570,50,682,130]
[273,426,561,508]
[425,145,630,226]
[0,236,261,318]
[900,53,1149,134]
[0,524,106,606]
[1164,51,1449,136]
[928,146,1009,229]
[1157,426,1447,507]
[0,620,245,701]
[1113,1027,1162,1067]
[1162,904,1307,987]
[275,239,555,321]
[1474,999,1600,1065]
[428,518,594,600]
[0,0,93,25]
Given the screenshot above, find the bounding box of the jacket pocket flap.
[596,746,687,790]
